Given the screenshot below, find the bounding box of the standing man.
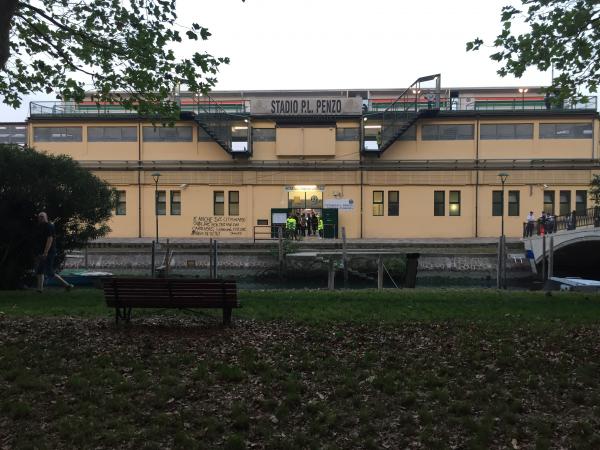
[36,212,73,292]
[526,211,536,237]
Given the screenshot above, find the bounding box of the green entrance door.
[322,208,338,239]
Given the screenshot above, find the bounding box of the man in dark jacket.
[36,212,73,292]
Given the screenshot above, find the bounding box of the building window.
[170,191,181,215]
[539,123,593,139]
[288,190,323,209]
[252,128,276,142]
[388,191,399,216]
[143,126,193,142]
[88,126,137,142]
[434,191,445,216]
[373,191,384,216]
[559,190,571,216]
[0,124,27,145]
[480,123,533,140]
[229,191,239,216]
[449,191,461,216]
[422,124,474,140]
[543,191,555,215]
[214,191,224,216]
[116,191,126,215]
[33,127,82,142]
[576,190,587,215]
[336,128,360,141]
[508,190,520,216]
[492,191,503,216]
[156,190,166,215]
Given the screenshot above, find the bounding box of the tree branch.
[0,0,19,69]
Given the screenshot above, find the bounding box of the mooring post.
[165,238,170,278]
[548,235,554,279]
[278,226,284,279]
[151,240,156,278]
[496,236,502,289]
[213,240,219,279]
[501,235,507,289]
[542,234,547,281]
[328,259,335,290]
[342,227,348,288]
[377,254,383,290]
[209,238,213,279]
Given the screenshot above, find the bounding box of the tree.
[0,144,115,289]
[467,0,599,101]
[0,0,230,119]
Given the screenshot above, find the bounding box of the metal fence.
[523,206,600,237]
[253,224,338,242]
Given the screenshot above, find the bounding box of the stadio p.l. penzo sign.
[250,97,362,116]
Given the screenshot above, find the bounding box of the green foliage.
[0,0,230,121]
[467,0,599,101]
[0,144,114,288]
[590,174,600,207]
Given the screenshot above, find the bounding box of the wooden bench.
[101,278,239,325]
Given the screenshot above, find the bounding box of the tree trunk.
[0,0,19,70]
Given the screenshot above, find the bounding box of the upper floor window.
[336,128,360,141]
[372,191,384,216]
[480,124,533,140]
[143,126,193,142]
[33,127,82,142]
[88,126,137,142]
[252,128,276,142]
[116,191,126,215]
[422,124,474,140]
[434,191,445,216]
[388,191,399,216]
[539,123,592,139]
[170,191,181,215]
[156,191,166,215]
[449,191,461,216]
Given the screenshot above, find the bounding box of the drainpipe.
[475,115,480,238]
[138,122,142,238]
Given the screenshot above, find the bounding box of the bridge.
[522,207,600,275]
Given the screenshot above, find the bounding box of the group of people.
[525,210,578,237]
[285,211,324,240]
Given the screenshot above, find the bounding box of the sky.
[1,0,554,121]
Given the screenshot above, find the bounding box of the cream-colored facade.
[19,85,600,239]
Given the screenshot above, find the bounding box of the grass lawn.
[1,288,600,448]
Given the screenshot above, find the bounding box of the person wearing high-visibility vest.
[286,215,297,239]
[318,216,324,238]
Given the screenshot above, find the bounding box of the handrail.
[522,206,600,237]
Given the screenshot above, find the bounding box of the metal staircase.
[365,74,441,155]
[189,94,251,156]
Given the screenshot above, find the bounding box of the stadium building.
[3,74,599,240]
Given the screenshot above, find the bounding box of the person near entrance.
[35,212,74,293]
[310,212,318,236]
[318,215,324,238]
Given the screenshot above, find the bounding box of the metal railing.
[523,206,600,237]
[253,224,338,242]
[376,74,441,153]
[30,101,137,116]
[189,93,250,154]
[368,96,597,113]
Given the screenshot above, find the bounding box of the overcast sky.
[1,0,553,121]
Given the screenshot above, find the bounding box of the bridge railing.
[523,206,600,237]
